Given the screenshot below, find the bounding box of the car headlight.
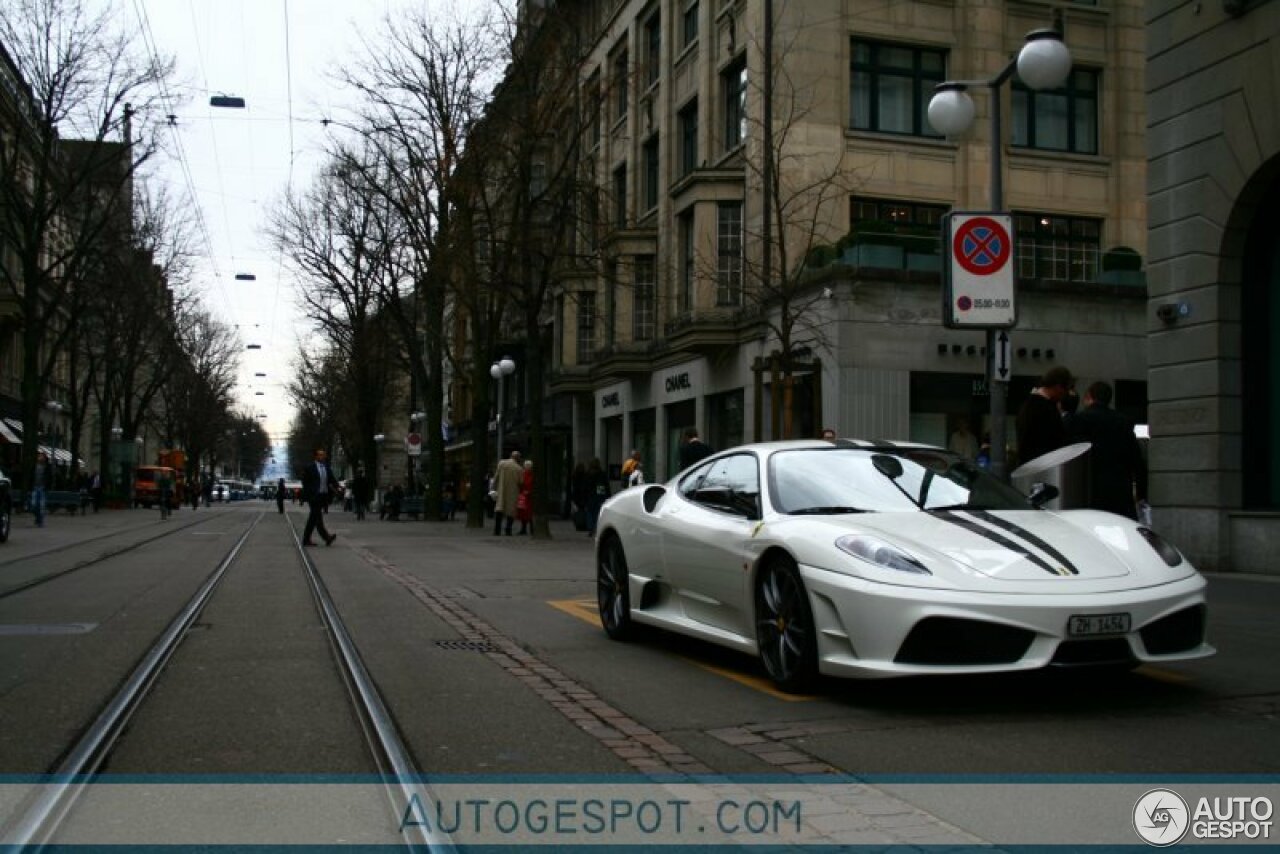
[835,535,930,575]
[1136,527,1183,567]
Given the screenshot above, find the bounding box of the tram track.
[1,511,450,851]
[0,509,232,600]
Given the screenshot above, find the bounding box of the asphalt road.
[0,502,1275,846]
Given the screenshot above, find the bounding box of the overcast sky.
[129,0,409,441]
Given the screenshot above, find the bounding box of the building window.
[612,47,629,123]
[679,210,695,313]
[642,134,660,212]
[577,292,596,363]
[587,70,602,147]
[678,98,698,176]
[851,196,948,227]
[682,1,698,49]
[606,261,618,347]
[644,11,661,88]
[716,202,743,306]
[722,55,747,152]
[1014,212,1101,283]
[850,39,945,138]
[613,163,627,228]
[1012,69,1098,155]
[634,255,656,341]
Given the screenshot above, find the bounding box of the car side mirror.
[1028,482,1060,508]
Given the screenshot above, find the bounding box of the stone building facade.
[533,0,1152,506]
[1146,0,1280,573]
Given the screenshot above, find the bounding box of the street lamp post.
[489,357,515,472]
[43,401,63,487]
[927,28,1072,481]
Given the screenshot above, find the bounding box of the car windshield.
[769,447,1032,514]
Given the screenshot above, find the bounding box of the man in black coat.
[1016,365,1073,467]
[301,448,340,546]
[1068,381,1147,520]
[678,427,714,471]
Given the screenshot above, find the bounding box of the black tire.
[597,535,633,640]
[755,554,818,692]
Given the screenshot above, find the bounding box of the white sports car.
[595,440,1213,691]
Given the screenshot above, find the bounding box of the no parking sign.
[943,212,1016,328]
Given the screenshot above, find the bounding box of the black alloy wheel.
[597,535,633,640]
[755,555,818,692]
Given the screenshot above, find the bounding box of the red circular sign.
[953,217,1011,275]
[407,432,422,446]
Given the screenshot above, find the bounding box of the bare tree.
[739,5,866,439]
[333,5,498,522]
[0,0,174,487]
[157,305,240,496]
[270,159,396,487]
[462,7,598,538]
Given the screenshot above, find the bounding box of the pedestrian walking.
[492,451,523,536]
[620,449,641,483]
[516,460,534,535]
[301,449,339,546]
[571,462,589,531]
[276,477,287,514]
[90,471,103,512]
[585,457,610,537]
[352,468,370,520]
[31,451,48,528]
[626,460,645,488]
[158,469,173,520]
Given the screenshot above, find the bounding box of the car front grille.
[894,617,1034,666]
[1140,604,1206,655]
[1051,638,1134,666]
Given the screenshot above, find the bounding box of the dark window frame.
[634,255,657,342]
[1011,68,1099,155]
[613,163,628,228]
[644,11,662,88]
[577,292,597,364]
[716,202,743,306]
[678,98,699,177]
[722,54,747,152]
[642,134,660,212]
[1013,211,1102,283]
[850,38,945,138]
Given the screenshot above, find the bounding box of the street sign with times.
[943,212,1016,329]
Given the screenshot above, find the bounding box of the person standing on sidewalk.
[301,449,339,546]
[31,451,48,528]
[585,458,610,537]
[276,478,287,514]
[492,450,523,536]
[158,469,173,520]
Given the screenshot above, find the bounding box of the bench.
[14,489,90,514]
[399,497,425,520]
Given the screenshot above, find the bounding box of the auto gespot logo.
[1133,789,1273,846]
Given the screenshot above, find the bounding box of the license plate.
[1068,613,1131,637]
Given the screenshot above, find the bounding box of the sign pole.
[988,83,1008,481]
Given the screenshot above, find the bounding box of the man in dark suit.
[301,448,339,546]
[1068,380,1147,520]
[678,427,714,471]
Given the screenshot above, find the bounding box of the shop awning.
[0,418,76,465]
[0,419,18,444]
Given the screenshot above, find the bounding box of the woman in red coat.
[516,460,534,535]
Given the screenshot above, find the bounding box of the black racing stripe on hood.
[929,510,1067,577]
[965,509,1080,576]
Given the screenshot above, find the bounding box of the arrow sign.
[994,331,1013,383]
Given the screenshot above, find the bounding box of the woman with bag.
[516,460,534,535]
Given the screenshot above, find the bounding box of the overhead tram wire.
[266,0,296,354]
[131,0,236,323]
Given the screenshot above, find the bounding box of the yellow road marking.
[1134,664,1195,684]
[549,599,814,701]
